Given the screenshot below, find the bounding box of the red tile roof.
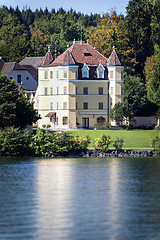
[51,43,107,67]
[45,112,56,117]
[52,49,75,66]
[40,51,54,66]
[107,50,122,66]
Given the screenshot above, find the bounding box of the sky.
[2,0,129,15]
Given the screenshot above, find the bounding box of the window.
[57,71,59,79]
[76,87,77,95]
[83,102,88,109]
[50,71,53,79]
[50,87,53,95]
[84,52,92,56]
[26,77,29,80]
[63,70,67,78]
[97,117,106,123]
[57,102,59,109]
[83,87,88,95]
[76,102,78,109]
[17,75,21,84]
[44,71,48,79]
[44,87,48,95]
[83,70,89,78]
[50,102,53,110]
[121,71,123,80]
[76,71,78,79]
[111,87,113,94]
[121,87,123,95]
[57,87,59,95]
[82,63,89,78]
[99,87,103,95]
[63,102,67,109]
[97,63,105,79]
[64,86,67,94]
[99,70,104,78]
[99,102,103,109]
[63,117,68,125]
[110,71,113,79]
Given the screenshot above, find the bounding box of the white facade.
[8,69,37,91]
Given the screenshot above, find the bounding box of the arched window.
[97,116,106,123]
[50,71,53,79]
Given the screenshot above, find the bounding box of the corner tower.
[107,47,124,121]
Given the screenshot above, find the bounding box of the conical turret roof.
[40,51,54,66]
[107,48,122,66]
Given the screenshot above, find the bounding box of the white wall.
[9,70,37,91]
[133,116,157,128]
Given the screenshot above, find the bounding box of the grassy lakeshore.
[67,129,159,150]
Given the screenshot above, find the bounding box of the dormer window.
[97,63,105,79]
[82,63,89,78]
[84,52,92,56]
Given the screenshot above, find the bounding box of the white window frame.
[97,63,105,79]
[63,102,67,109]
[82,63,89,78]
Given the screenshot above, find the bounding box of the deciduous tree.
[145,53,160,106]
[0,74,40,128]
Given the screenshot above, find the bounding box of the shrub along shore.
[0,127,159,157]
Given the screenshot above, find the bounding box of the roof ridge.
[89,44,108,63]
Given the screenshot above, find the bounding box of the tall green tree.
[0,74,40,128]
[87,11,136,75]
[109,102,124,124]
[123,75,146,122]
[125,0,160,78]
[0,14,30,62]
[145,53,160,106]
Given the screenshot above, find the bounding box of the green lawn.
[67,129,159,150]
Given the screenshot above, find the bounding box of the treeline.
[0,5,101,62]
[0,2,160,77]
[0,1,160,120]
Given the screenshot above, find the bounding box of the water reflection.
[0,157,160,239]
[0,159,38,239]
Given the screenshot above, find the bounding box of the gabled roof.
[19,57,44,68]
[40,51,54,66]
[51,42,107,67]
[107,49,122,66]
[1,62,26,75]
[22,65,38,81]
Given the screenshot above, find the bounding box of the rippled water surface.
[0,157,160,240]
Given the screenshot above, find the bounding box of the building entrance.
[82,118,89,128]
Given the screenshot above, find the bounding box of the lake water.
[0,157,160,240]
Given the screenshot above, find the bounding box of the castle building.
[36,41,124,129]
